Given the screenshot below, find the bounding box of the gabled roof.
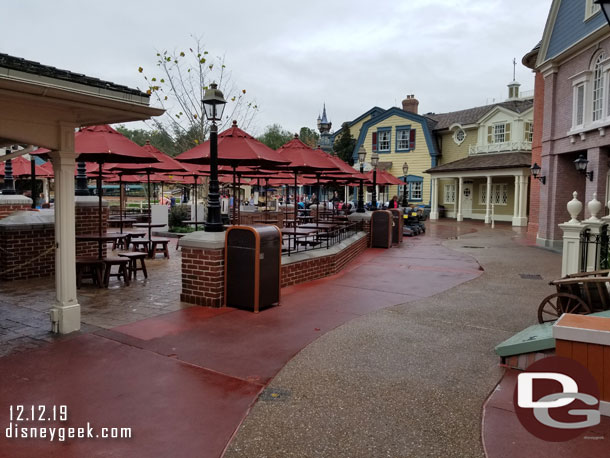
[0,53,148,98]
[331,106,385,141]
[425,99,533,131]
[425,152,532,173]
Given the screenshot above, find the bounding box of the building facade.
[425,87,534,226]
[533,0,610,248]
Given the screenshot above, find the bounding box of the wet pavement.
[0,221,590,458]
[0,221,485,457]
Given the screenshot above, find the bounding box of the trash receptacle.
[225,225,282,312]
[371,210,393,248]
[389,208,403,245]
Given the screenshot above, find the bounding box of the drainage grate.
[519,274,543,280]
[259,387,291,402]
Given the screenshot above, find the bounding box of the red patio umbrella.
[177,121,290,226]
[36,125,159,258]
[0,156,52,178]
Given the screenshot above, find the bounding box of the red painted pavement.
[0,225,482,458]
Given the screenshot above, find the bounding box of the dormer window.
[487,122,511,144]
[586,0,601,20]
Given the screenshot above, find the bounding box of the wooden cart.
[537,269,610,323]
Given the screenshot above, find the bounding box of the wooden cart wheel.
[537,293,591,323]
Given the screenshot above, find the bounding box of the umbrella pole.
[316,173,320,228]
[265,177,269,222]
[232,165,237,225]
[97,162,103,260]
[294,172,298,252]
[147,171,152,249]
[119,174,124,234]
[30,158,36,209]
[237,173,242,225]
[194,175,198,231]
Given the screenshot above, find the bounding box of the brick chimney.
[402,94,419,114]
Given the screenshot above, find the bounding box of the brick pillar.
[180,231,226,307]
[75,196,109,258]
[0,195,33,219]
[528,70,545,236]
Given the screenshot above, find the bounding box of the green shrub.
[169,205,189,228]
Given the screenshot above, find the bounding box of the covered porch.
[426,152,531,227]
[0,53,163,333]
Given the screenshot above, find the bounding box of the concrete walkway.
[0,221,562,457]
[224,222,563,458]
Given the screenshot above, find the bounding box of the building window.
[487,123,511,144]
[378,129,391,152]
[409,181,423,201]
[479,183,509,206]
[574,83,585,127]
[443,184,456,204]
[593,53,606,121]
[586,0,601,20]
[453,128,466,145]
[524,121,533,142]
[396,128,410,151]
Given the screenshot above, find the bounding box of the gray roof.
[425,152,532,173]
[0,53,148,98]
[425,99,533,131]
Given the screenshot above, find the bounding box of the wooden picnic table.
[253,219,279,224]
[76,233,128,260]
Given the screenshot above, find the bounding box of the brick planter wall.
[0,204,32,219]
[180,231,368,307]
[180,246,225,307]
[281,233,368,287]
[0,224,55,281]
[75,201,108,258]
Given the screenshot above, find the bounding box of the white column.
[457,177,463,222]
[485,176,492,224]
[48,149,80,334]
[43,178,50,204]
[430,178,439,220]
[559,223,587,276]
[512,175,520,226]
[514,175,529,227]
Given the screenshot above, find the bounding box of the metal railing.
[282,220,364,256]
[579,225,610,272]
[468,141,532,155]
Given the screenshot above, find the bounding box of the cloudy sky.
[5,0,551,136]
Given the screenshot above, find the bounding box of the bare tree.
[138,37,258,154]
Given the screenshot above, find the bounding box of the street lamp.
[530,162,546,185]
[202,82,227,232]
[402,162,409,207]
[2,149,16,195]
[595,1,610,25]
[574,154,594,181]
[357,146,366,213]
[371,152,379,210]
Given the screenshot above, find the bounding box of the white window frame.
[585,0,601,20]
[443,184,456,204]
[409,182,422,201]
[524,121,533,142]
[396,129,409,150]
[378,130,390,152]
[479,183,508,206]
[568,54,610,135]
[593,53,606,121]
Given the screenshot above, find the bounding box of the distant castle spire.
[317,103,333,153]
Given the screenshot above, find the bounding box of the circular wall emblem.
[513,356,600,442]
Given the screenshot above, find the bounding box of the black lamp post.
[530,162,546,184]
[202,82,227,232]
[574,154,594,181]
[402,162,409,207]
[595,0,610,24]
[357,146,366,213]
[2,149,16,195]
[75,162,90,196]
[371,152,379,210]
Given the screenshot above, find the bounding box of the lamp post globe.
[202,82,227,232]
[357,146,366,213]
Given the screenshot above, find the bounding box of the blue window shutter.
[372,132,377,152]
[409,129,416,150]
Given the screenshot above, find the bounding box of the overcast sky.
[5,0,552,136]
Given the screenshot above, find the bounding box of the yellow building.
[333,96,439,205]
